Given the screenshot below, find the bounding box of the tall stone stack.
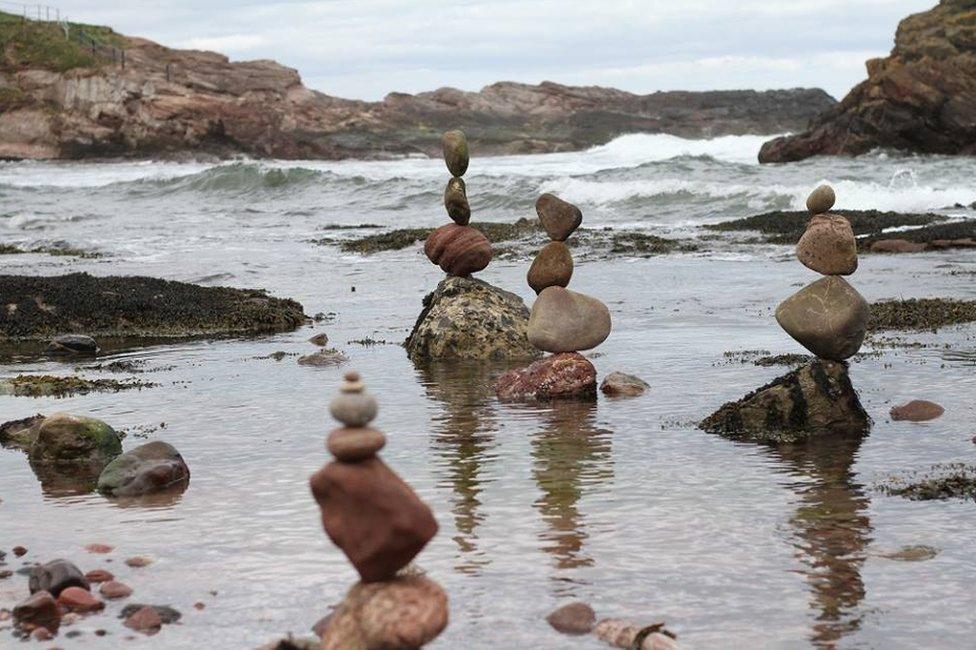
[423,130,493,277]
[310,372,448,649]
[775,184,870,362]
[496,194,612,401]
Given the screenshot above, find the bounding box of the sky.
[34,0,938,101]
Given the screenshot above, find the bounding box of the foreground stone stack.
[496,194,612,401]
[776,185,869,362]
[311,372,448,649]
[423,130,492,277]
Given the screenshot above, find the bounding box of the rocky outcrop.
[405,276,538,361]
[700,360,871,443]
[0,19,833,160]
[760,0,976,162]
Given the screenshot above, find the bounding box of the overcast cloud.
[42,0,936,100]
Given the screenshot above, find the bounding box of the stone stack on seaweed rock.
[700,184,871,442]
[496,194,612,401]
[310,372,448,649]
[406,130,537,362]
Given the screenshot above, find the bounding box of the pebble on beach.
[100,580,133,599]
[57,586,105,613]
[600,371,649,397]
[29,559,89,597]
[125,555,153,568]
[12,591,60,632]
[124,605,162,635]
[85,569,114,583]
[84,543,114,554]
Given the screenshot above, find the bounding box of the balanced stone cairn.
[776,184,869,361]
[496,194,612,400]
[423,130,493,277]
[310,372,448,649]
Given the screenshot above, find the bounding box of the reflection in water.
[770,432,872,647]
[29,459,101,497]
[416,360,507,576]
[529,401,613,586]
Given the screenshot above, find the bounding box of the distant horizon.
[22,1,937,101]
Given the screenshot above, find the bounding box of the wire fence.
[0,2,128,69]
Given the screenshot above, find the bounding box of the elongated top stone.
[441,130,469,177]
[806,184,835,215]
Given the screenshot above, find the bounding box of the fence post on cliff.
[121,49,125,70]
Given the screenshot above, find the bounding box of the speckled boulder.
[700,359,870,443]
[796,214,857,276]
[424,224,492,277]
[321,575,449,650]
[775,276,869,361]
[495,352,597,402]
[405,277,539,361]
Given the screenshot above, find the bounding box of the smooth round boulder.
[444,177,470,225]
[796,214,858,276]
[424,223,492,277]
[327,427,386,462]
[96,441,190,497]
[546,602,596,635]
[528,287,612,353]
[46,334,98,357]
[441,130,469,177]
[27,412,121,469]
[527,241,573,294]
[806,184,836,214]
[29,559,88,597]
[890,400,944,422]
[536,193,583,241]
[775,277,869,361]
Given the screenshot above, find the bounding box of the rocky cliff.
[760,0,976,162]
[0,14,834,160]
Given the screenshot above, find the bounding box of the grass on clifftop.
[0,10,122,74]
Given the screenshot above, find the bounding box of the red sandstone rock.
[125,555,153,568]
[84,569,114,583]
[84,543,113,554]
[57,586,104,613]
[870,239,927,253]
[495,352,597,402]
[424,224,492,276]
[13,546,27,556]
[310,457,438,583]
[890,400,945,422]
[99,580,133,599]
[124,605,162,635]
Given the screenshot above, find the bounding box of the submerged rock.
[0,413,44,451]
[594,619,679,649]
[12,591,60,632]
[700,360,870,443]
[405,276,538,361]
[297,349,349,367]
[600,371,649,397]
[876,463,976,501]
[27,412,121,469]
[890,400,944,422]
[57,586,104,613]
[320,575,449,650]
[496,352,597,402]
[546,601,596,635]
[46,334,98,356]
[97,441,190,497]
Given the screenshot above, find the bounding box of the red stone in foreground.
[495,352,597,402]
[310,457,438,583]
[100,580,133,599]
[85,569,114,583]
[547,601,596,635]
[57,586,104,613]
[424,223,492,277]
[12,591,60,632]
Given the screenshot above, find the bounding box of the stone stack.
[423,130,492,277]
[776,184,869,362]
[310,372,448,649]
[496,194,612,401]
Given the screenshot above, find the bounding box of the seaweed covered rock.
[97,441,190,497]
[0,273,306,341]
[405,276,538,361]
[700,360,870,443]
[27,412,121,469]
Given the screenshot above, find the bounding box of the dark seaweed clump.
[876,464,976,501]
[0,273,307,340]
[706,210,944,244]
[1,374,155,397]
[858,219,976,249]
[332,219,541,254]
[868,298,976,332]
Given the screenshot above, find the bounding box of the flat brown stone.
[536,193,582,241]
[527,241,573,294]
[775,276,869,361]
